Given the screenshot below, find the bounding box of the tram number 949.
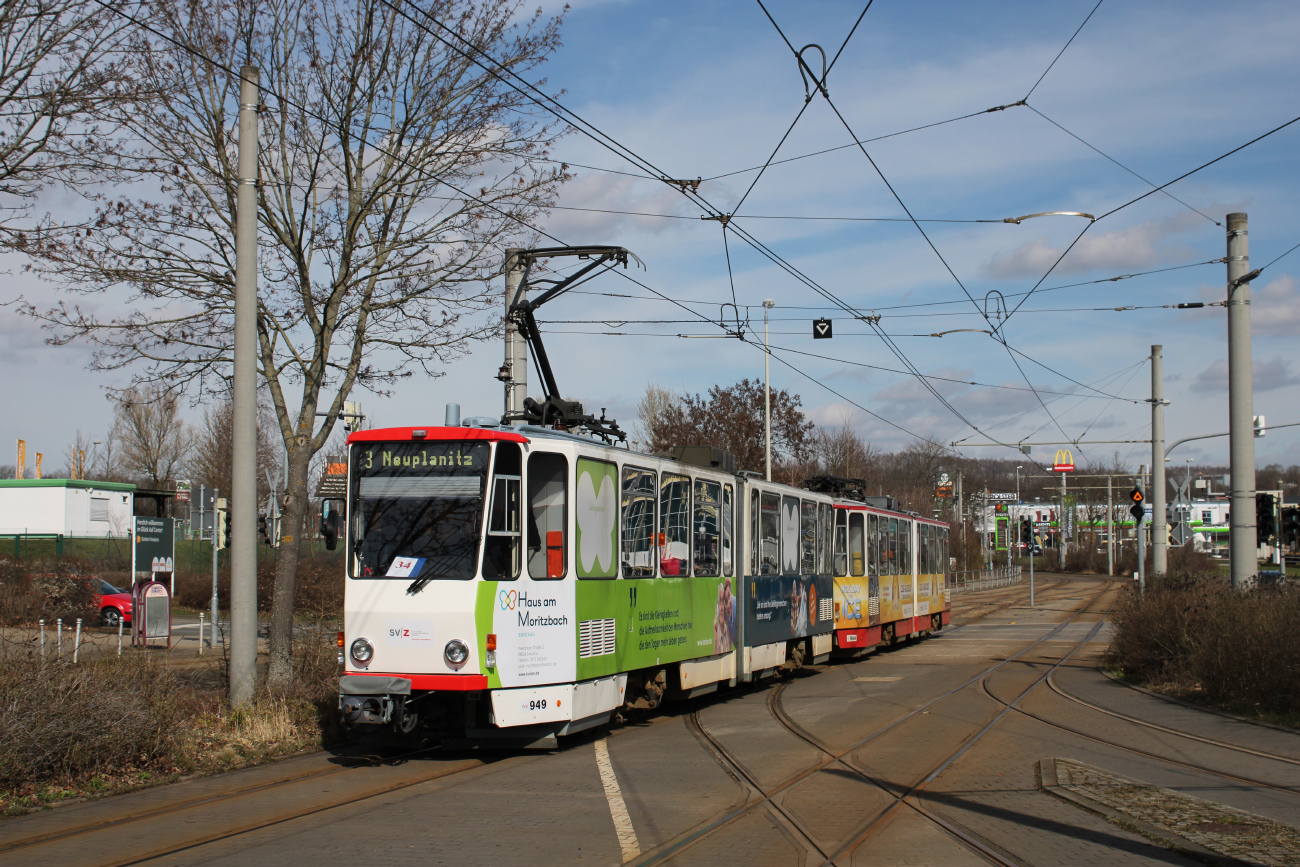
[524,698,547,711]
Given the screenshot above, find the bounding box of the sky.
[3,0,1299,475]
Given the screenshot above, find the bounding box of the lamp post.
[763,299,775,482]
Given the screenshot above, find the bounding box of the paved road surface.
[4,574,1298,866]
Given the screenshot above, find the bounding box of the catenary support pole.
[763,299,774,481]
[1226,213,1257,589]
[211,486,219,651]
[1151,345,1167,575]
[1107,476,1114,576]
[229,66,261,707]
[1058,472,1067,570]
[1136,467,1146,597]
[503,248,526,419]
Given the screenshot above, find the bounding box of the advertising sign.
[132,517,176,585]
[744,573,834,647]
[1052,449,1076,473]
[484,580,576,688]
[15,439,24,479]
[174,479,192,505]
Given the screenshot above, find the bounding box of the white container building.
[0,479,137,538]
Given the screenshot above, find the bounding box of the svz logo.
[389,628,411,638]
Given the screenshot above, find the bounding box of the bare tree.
[111,385,194,485]
[806,416,878,481]
[190,395,282,503]
[0,0,135,239]
[25,0,568,684]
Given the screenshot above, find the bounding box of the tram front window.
[349,441,490,580]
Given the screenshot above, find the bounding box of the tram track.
[634,576,1116,866]
[0,743,495,866]
[1044,673,1300,767]
[976,669,1300,800]
[1,576,1086,867]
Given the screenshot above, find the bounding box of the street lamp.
[763,299,775,482]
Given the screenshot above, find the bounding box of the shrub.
[0,653,189,786]
[1108,572,1300,716]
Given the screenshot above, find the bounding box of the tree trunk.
[267,432,314,687]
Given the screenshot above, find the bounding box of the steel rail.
[1045,673,1300,767]
[819,584,1119,865]
[979,675,1300,798]
[0,743,457,859]
[633,577,1114,866]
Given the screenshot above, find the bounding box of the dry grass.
[1107,571,1300,720]
[0,621,346,814]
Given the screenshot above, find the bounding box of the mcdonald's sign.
[1052,449,1075,473]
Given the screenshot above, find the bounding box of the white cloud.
[980,211,1207,280]
[1192,357,1300,393]
[1252,274,1300,337]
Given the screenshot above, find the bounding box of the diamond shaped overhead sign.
[813,318,832,339]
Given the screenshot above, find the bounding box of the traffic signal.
[1130,487,1144,504]
[1021,517,1032,544]
[215,507,229,551]
[1130,502,1146,521]
[1283,508,1300,544]
[1256,493,1277,540]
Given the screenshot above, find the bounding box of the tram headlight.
[444,638,469,669]
[350,637,374,665]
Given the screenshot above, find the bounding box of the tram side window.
[660,473,691,576]
[621,467,656,578]
[527,453,568,579]
[760,492,781,575]
[918,525,928,575]
[722,485,734,577]
[849,512,865,577]
[867,513,878,578]
[888,518,898,575]
[834,510,848,575]
[942,528,950,582]
[694,479,721,577]
[928,526,937,574]
[750,490,760,575]
[483,442,522,580]
[899,521,911,577]
[819,503,832,574]
[800,500,817,574]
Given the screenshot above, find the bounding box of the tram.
[333,416,950,748]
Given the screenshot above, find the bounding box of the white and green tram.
[336,421,871,747]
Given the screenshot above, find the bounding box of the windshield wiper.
[406,576,433,595]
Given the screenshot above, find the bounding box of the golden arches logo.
[1053,449,1075,471]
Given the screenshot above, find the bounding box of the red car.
[97,579,133,628]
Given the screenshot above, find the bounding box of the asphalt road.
[5,574,1298,867]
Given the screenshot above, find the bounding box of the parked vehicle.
[97,579,133,627]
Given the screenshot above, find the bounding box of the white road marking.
[854,676,905,682]
[594,738,639,863]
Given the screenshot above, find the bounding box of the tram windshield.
[348,441,490,580]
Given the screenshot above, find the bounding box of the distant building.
[0,479,136,537]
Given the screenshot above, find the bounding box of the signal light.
[486,633,497,651]
[1130,503,1146,521]
[1130,488,1144,503]
[337,631,344,648]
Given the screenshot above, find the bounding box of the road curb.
[1036,757,1242,867]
